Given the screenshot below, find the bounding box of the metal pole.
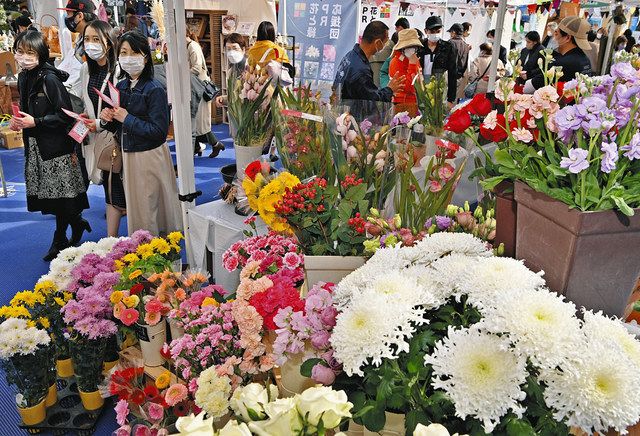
[601,16,617,74]
[282,0,287,37]
[487,0,509,93]
[164,0,197,267]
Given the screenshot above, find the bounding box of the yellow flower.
[38,317,50,329]
[7,305,30,319]
[150,238,171,255]
[122,253,140,264]
[114,260,125,271]
[63,292,73,302]
[155,371,171,389]
[35,281,57,295]
[26,320,36,328]
[11,291,41,308]
[123,295,140,308]
[54,297,65,307]
[129,270,143,281]
[169,243,181,253]
[201,297,218,307]
[167,232,184,245]
[110,291,124,304]
[136,244,155,260]
[242,173,265,211]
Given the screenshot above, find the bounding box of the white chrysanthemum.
[195,366,232,420]
[425,327,527,433]
[95,237,122,253]
[333,263,379,308]
[55,246,83,264]
[404,265,456,310]
[0,320,50,359]
[413,233,492,262]
[331,293,427,376]
[581,310,640,369]
[541,341,640,434]
[362,271,436,307]
[458,257,546,307]
[479,288,582,369]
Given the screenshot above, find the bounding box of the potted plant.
[226,68,273,178]
[68,332,108,412]
[0,318,53,425]
[475,61,640,316]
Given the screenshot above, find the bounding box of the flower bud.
[464,201,470,212]
[369,208,380,218]
[474,206,483,220]
[497,243,505,256]
[393,214,402,228]
[427,224,437,235]
[446,204,458,217]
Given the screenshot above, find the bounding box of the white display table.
[187,200,267,292]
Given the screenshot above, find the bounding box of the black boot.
[69,215,92,246]
[43,231,69,262]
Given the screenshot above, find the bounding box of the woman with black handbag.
[10,30,90,261]
[80,20,126,237]
[187,30,225,158]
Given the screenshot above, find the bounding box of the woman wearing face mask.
[465,43,505,96]
[187,30,225,158]
[215,33,247,122]
[10,30,90,260]
[99,31,181,236]
[389,29,423,116]
[79,20,126,237]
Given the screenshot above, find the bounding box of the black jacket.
[449,36,470,79]
[333,44,393,102]
[518,44,544,84]
[498,45,507,65]
[104,77,170,153]
[419,39,458,103]
[531,47,592,89]
[18,64,75,161]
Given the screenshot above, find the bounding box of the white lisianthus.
[230,382,279,422]
[248,398,302,436]
[479,288,583,369]
[580,310,640,368]
[218,420,252,436]
[331,293,426,376]
[425,327,528,433]
[175,412,214,436]
[413,423,468,436]
[295,386,353,429]
[458,257,545,307]
[541,340,640,435]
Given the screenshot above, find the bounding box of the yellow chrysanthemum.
[114,260,125,271]
[63,292,73,302]
[110,291,124,304]
[129,269,143,281]
[11,291,42,308]
[4,305,31,319]
[122,253,140,264]
[136,244,155,260]
[150,238,171,255]
[54,297,65,307]
[155,371,171,389]
[201,297,218,307]
[169,243,181,253]
[35,281,57,295]
[123,295,140,308]
[26,320,36,328]
[38,317,50,329]
[167,232,184,245]
[242,172,266,211]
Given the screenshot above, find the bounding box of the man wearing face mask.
[542,21,560,51]
[527,16,593,92]
[215,33,248,142]
[486,29,507,65]
[333,21,406,102]
[420,16,457,108]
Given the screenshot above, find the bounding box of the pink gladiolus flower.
[165,383,188,406]
[428,180,442,193]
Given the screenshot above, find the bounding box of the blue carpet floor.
[0,123,233,435]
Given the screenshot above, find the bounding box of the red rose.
[468,94,492,116]
[245,161,262,181]
[444,110,472,134]
[130,283,144,295]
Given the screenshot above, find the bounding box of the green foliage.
[68,334,107,392]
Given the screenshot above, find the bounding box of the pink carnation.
[115,399,130,426]
[283,252,302,269]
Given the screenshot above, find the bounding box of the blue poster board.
[279,0,359,97]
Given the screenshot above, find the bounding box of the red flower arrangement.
[248,276,305,330]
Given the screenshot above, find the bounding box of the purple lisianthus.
[621,132,640,160]
[424,218,433,229]
[600,141,619,173]
[391,111,411,128]
[560,148,590,174]
[359,119,373,135]
[614,101,633,126]
[435,215,453,230]
[610,62,638,82]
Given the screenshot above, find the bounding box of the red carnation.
[130,283,144,295]
[245,161,262,181]
[444,109,472,134]
[130,389,145,406]
[468,94,492,116]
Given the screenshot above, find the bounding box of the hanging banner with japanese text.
[279,0,359,97]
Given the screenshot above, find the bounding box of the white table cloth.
[187,200,267,292]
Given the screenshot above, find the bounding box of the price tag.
[281,109,323,123]
[69,120,89,143]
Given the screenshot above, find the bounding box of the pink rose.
[311,363,336,385]
[115,426,131,436]
[147,402,164,421]
[310,330,331,349]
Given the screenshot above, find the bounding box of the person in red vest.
[389,28,423,116]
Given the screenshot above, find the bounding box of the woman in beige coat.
[465,43,505,96]
[187,31,225,158]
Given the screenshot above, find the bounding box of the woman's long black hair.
[117,30,154,80]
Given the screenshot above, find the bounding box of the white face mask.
[119,55,146,78]
[403,47,417,57]
[487,37,494,44]
[596,33,603,39]
[426,33,440,42]
[84,43,105,61]
[227,49,244,65]
[15,53,38,71]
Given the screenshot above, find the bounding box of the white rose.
[218,420,252,436]
[295,386,353,429]
[413,423,468,436]
[248,398,302,436]
[175,412,214,436]
[230,383,279,421]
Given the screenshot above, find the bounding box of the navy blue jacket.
[333,44,393,102]
[105,77,170,153]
